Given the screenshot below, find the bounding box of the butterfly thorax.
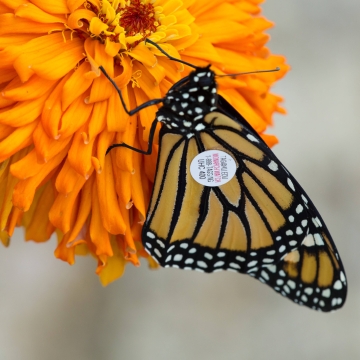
[156,66,217,138]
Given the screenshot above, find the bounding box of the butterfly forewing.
[142,98,347,310]
[105,63,347,311]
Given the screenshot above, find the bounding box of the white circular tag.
[190,150,237,187]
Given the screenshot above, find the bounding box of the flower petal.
[61,61,93,111]
[98,237,126,286]
[90,179,113,256]
[49,169,89,234]
[41,74,70,139]
[66,175,93,244]
[59,91,93,139]
[0,14,58,34]
[12,143,70,211]
[15,3,66,23]
[55,159,84,195]
[107,86,129,132]
[0,90,51,127]
[96,154,126,234]
[29,0,70,15]
[2,75,56,101]
[87,100,107,141]
[68,127,96,178]
[24,182,55,242]
[0,121,37,162]
[13,33,84,81]
[129,42,157,67]
[200,20,252,43]
[67,9,95,29]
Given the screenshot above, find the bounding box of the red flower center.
[119,0,158,37]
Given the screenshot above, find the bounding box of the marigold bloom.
[0,0,289,285]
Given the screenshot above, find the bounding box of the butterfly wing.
[142,96,347,311]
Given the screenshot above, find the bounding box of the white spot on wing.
[183,120,192,127]
[287,178,295,191]
[197,261,208,268]
[261,271,270,281]
[195,123,205,131]
[301,220,308,227]
[236,256,245,262]
[156,239,165,248]
[146,232,155,239]
[296,204,303,214]
[304,287,313,295]
[314,233,324,246]
[229,263,241,269]
[173,254,183,261]
[214,261,225,267]
[266,265,277,273]
[333,280,342,290]
[287,280,296,289]
[246,134,259,143]
[302,234,315,247]
[268,160,278,171]
[296,227,303,235]
[154,249,162,258]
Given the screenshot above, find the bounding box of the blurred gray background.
[1,1,360,359]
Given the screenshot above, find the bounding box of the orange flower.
[0,0,289,285]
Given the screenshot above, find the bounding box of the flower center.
[119,0,158,37]
[86,0,160,51]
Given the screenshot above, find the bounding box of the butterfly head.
[157,65,217,136]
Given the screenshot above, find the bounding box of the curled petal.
[67,9,95,29]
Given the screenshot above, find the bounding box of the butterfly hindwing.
[102,63,347,311]
[142,87,347,310]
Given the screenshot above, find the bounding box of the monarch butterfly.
[100,40,347,312]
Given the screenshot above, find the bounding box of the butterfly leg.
[106,118,158,155]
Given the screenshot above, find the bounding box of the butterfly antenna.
[145,38,198,69]
[217,67,280,77]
